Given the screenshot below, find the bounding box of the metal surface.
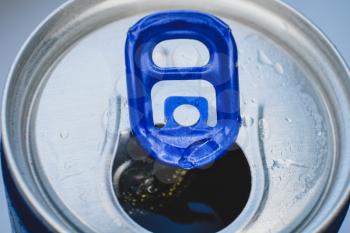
[1,0,350,232]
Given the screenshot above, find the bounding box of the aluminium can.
[1,0,350,232]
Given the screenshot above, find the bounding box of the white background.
[0,0,349,232]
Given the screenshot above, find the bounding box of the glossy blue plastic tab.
[125,11,241,169]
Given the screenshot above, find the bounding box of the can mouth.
[112,132,251,233]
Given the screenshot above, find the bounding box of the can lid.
[1,1,350,233]
[125,11,241,169]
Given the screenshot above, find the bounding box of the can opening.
[112,133,251,233]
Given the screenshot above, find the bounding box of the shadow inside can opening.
[112,133,251,233]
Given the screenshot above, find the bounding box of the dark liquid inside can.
[113,133,251,233]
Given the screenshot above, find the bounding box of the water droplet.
[274,63,284,75]
[271,160,282,170]
[250,98,256,104]
[258,50,273,65]
[122,98,128,108]
[258,118,270,140]
[242,116,254,127]
[280,21,289,32]
[285,118,292,123]
[60,131,69,139]
[79,192,88,202]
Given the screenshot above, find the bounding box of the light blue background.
[0,0,349,232]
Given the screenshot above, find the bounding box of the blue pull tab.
[125,11,241,169]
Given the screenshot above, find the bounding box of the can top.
[2,0,350,233]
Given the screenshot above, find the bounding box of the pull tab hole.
[152,39,209,68]
[173,104,200,127]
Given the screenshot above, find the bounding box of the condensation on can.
[1,0,350,233]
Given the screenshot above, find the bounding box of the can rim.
[1,0,349,232]
[1,1,78,231]
[275,2,350,232]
